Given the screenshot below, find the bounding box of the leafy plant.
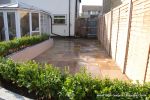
[0,58,150,100]
[0,34,49,56]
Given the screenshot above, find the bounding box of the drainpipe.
[68,0,71,37]
[49,15,63,37]
[49,15,53,35]
[75,0,77,18]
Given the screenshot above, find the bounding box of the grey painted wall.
[0,0,16,5]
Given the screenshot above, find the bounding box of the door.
[7,12,16,40]
[87,18,97,36]
[0,12,5,41]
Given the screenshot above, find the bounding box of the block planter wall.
[8,39,53,62]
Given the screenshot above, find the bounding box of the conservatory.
[0,0,52,41]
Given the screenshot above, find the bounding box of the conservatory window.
[7,12,16,40]
[41,14,50,33]
[54,15,66,24]
[20,11,30,36]
[0,12,5,41]
[32,13,39,35]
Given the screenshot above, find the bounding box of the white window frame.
[2,10,21,41]
[53,14,67,25]
[29,11,41,36]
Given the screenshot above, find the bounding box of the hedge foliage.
[0,58,150,100]
[0,35,49,56]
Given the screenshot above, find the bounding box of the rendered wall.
[8,39,54,62]
[20,0,79,36]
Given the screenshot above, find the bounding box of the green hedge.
[0,58,150,100]
[0,35,49,56]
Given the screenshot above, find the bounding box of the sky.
[80,0,103,13]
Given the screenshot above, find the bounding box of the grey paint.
[0,0,16,5]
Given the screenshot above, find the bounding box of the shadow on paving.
[34,38,128,81]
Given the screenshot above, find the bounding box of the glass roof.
[0,0,16,5]
[0,0,51,15]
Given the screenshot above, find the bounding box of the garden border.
[8,38,54,62]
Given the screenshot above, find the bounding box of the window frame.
[53,14,66,25]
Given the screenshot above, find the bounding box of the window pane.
[32,13,39,31]
[7,12,16,40]
[0,12,5,41]
[54,19,65,24]
[54,15,66,24]
[54,16,65,19]
[41,14,50,33]
[20,11,30,36]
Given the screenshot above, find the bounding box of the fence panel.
[115,3,129,72]
[126,0,150,82]
[97,0,150,82]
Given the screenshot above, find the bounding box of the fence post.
[144,46,150,82]
[102,15,104,45]
[109,10,113,56]
[123,0,133,74]
[114,8,120,60]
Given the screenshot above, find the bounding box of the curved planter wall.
[8,38,54,62]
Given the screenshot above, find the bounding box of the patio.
[34,38,128,80]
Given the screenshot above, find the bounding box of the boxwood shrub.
[0,58,150,100]
[0,35,49,56]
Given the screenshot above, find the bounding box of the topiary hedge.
[0,58,150,100]
[0,35,49,56]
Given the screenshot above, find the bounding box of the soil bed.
[0,76,37,99]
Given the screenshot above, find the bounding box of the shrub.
[0,58,63,100]
[59,71,100,100]
[0,34,49,56]
[0,58,18,82]
[0,58,150,100]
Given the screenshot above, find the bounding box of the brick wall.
[75,18,88,37]
[98,0,150,82]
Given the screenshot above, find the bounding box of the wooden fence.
[97,0,150,82]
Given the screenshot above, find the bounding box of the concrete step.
[0,87,32,100]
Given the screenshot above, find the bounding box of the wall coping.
[8,38,54,62]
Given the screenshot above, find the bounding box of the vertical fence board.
[97,0,150,82]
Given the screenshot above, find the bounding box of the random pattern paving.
[34,38,128,81]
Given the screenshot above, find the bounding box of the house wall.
[103,0,111,14]
[103,0,128,14]
[98,0,150,82]
[82,6,102,18]
[20,0,79,36]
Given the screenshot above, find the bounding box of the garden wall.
[97,0,150,82]
[8,39,53,62]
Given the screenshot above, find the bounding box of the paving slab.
[34,38,128,80]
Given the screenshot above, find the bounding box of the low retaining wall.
[8,38,54,62]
